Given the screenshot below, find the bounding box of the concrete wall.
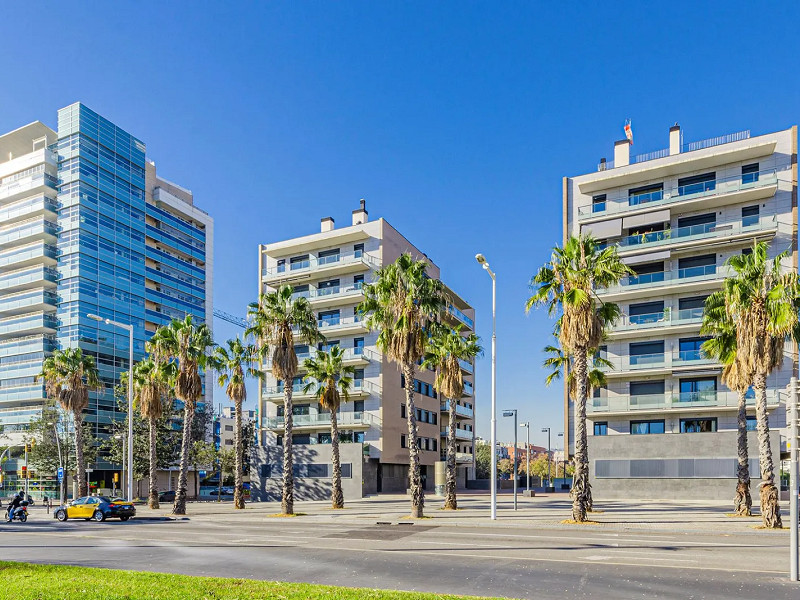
[250,443,364,502]
[589,430,780,500]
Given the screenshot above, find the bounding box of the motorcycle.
[6,501,28,523]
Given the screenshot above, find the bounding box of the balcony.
[445,304,475,330]
[264,347,377,372]
[458,358,474,374]
[596,348,719,377]
[0,290,58,317]
[0,171,58,204]
[463,380,474,397]
[440,402,474,419]
[598,265,728,302]
[0,218,59,249]
[0,266,58,293]
[440,451,474,464]
[263,411,375,431]
[0,405,44,427]
[578,169,778,221]
[263,378,379,400]
[606,307,704,339]
[0,334,56,358]
[440,426,474,441]
[292,283,365,308]
[316,314,368,336]
[613,214,777,256]
[588,390,779,416]
[262,250,373,283]
[0,312,58,339]
[0,196,59,226]
[0,242,58,272]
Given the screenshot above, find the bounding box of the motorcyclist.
[6,490,24,522]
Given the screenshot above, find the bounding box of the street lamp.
[557,432,564,487]
[475,253,497,520]
[46,420,64,505]
[542,427,551,490]
[503,410,518,510]
[88,313,134,501]
[520,422,530,493]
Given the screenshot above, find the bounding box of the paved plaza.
[3,492,798,599]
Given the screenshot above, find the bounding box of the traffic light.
[114,472,119,483]
[20,465,27,478]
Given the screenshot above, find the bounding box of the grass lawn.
[0,561,509,600]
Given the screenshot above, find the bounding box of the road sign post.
[790,377,798,582]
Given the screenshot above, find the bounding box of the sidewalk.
[134,492,788,535]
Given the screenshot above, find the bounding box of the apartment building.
[0,103,213,492]
[564,124,797,500]
[214,406,257,450]
[251,202,475,500]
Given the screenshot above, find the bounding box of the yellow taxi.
[54,496,136,522]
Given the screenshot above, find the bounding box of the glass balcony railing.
[0,312,58,336]
[440,403,474,418]
[458,358,474,373]
[0,334,56,356]
[0,172,58,202]
[290,283,364,303]
[578,169,778,219]
[263,411,372,429]
[463,380,474,396]
[263,250,372,279]
[440,426,473,440]
[0,243,58,270]
[588,390,780,414]
[601,265,728,295]
[447,305,475,329]
[0,196,59,224]
[614,307,704,331]
[0,266,58,290]
[0,218,59,247]
[265,378,376,397]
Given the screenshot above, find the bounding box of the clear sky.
[1,2,798,451]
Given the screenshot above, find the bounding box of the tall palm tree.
[149,316,214,515]
[423,325,482,510]
[719,242,799,528]
[542,342,609,511]
[359,253,445,518]
[211,337,264,509]
[302,346,355,509]
[247,284,321,515]
[701,292,754,516]
[39,348,100,498]
[527,234,630,522]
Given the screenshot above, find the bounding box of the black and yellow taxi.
[54,496,136,522]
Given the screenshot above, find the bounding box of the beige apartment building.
[250,201,475,500]
[564,123,797,500]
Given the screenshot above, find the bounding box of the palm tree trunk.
[173,401,195,515]
[734,389,751,516]
[444,395,458,510]
[403,363,424,518]
[754,371,781,528]
[73,411,87,497]
[234,396,245,509]
[330,410,343,509]
[148,416,159,509]
[570,350,590,522]
[282,385,294,515]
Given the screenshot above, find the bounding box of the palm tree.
[701,292,754,516]
[542,342,609,511]
[718,242,799,528]
[149,316,214,515]
[302,346,355,509]
[527,234,630,522]
[211,337,263,509]
[39,348,100,498]
[423,325,482,510]
[359,253,446,518]
[247,284,321,515]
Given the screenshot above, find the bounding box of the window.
[224,425,233,432]
[680,418,717,433]
[627,223,665,245]
[677,213,716,232]
[290,254,310,270]
[678,295,708,320]
[628,183,663,206]
[319,340,339,352]
[318,279,340,295]
[353,274,364,288]
[594,422,608,436]
[293,434,311,444]
[401,404,406,418]
[742,205,759,227]
[630,380,665,400]
[629,301,664,325]
[292,284,309,297]
[746,416,757,431]
[353,432,365,443]
[225,439,234,445]
[277,259,285,273]
[628,261,664,285]
[631,420,665,435]
[629,341,664,366]
[678,254,715,278]
[592,194,607,214]
[678,172,716,196]
[679,378,716,402]
[354,369,364,389]
[353,400,364,412]
[354,243,364,257]
[678,337,709,362]
[353,337,364,355]
[318,432,332,444]
[318,309,340,327]
[742,163,759,184]
[318,248,340,265]
[401,434,407,448]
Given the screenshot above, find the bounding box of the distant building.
[214,406,256,450]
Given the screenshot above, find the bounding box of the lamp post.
[542,427,551,490]
[503,410,518,510]
[475,253,497,520]
[114,434,126,499]
[520,422,530,493]
[557,432,564,487]
[88,313,134,501]
[46,420,64,505]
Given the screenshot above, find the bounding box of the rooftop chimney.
[321,216,334,232]
[614,139,630,167]
[669,123,681,155]
[352,198,368,226]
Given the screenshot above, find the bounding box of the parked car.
[54,496,136,522]
[208,488,234,497]
[158,490,175,503]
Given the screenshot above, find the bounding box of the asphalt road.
[2,507,798,599]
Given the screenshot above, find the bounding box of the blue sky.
[1,2,798,450]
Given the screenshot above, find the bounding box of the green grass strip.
[0,561,508,600]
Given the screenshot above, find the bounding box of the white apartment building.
[250,201,476,500]
[564,124,797,500]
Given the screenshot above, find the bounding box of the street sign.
[199,470,207,478]
[57,467,64,481]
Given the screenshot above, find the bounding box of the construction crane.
[213,308,248,329]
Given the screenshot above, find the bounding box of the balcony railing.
[264,346,378,370]
[613,307,704,332]
[440,451,474,464]
[440,402,474,418]
[292,283,364,303]
[463,380,474,396]
[0,266,58,290]
[578,167,775,218]
[458,358,474,373]
[263,250,373,279]
[595,347,718,373]
[264,378,379,397]
[588,389,778,414]
[0,243,58,270]
[440,426,474,440]
[600,265,729,296]
[447,304,474,329]
[263,411,374,429]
